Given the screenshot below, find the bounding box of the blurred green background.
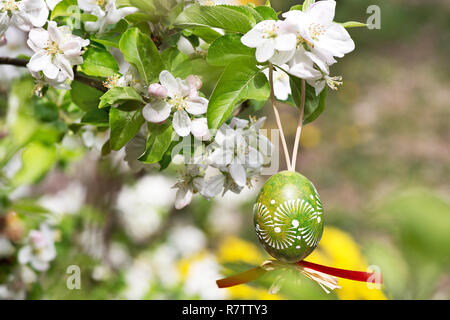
[0,0,449,300]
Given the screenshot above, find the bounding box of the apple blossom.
[241,20,297,64]
[282,0,355,66]
[18,223,57,272]
[263,64,291,101]
[27,21,90,85]
[143,70,210,139]
[0,0,49,34]
[208,117,271,192]
[78,0,138,34]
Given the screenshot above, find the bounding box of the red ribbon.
[216,260,382,289]
[297,260,382,284]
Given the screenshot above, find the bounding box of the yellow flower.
[217,237,267,265]
[308,227,387,300]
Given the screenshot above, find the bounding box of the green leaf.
[302,0,315,11]
[79,46,119,77]
[119,28,164,84]
[253,6,278,20]
[139,122,174,164]
[50,0,77,20]
[189,26,223,43]
[239,71,270,101]
[99,87,144,108]
[12,143,56,186]
[71,81,104,111]
[109,108,145,151]
[161,47,189,73]
[340,21,367,28]
[91,32,122,48]
[289,75,327,125]
[207,59,270,129]
[80,108,110,127]
[290,4,303,11]
[175,4,254,34]
[207,34,256,67]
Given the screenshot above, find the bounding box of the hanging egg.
[253,171,324,263]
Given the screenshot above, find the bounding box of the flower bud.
[148,83,168,98]
[186,75,202,90]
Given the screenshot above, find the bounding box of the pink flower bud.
[186,75,202,91]
[30,231,46,248]
[148,83,168,98]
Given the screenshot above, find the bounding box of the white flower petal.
[241,28,263,48]
[190,118,209,139]
[229,163,246,187]
[18,246,32,264]
[173,110,191,137]
[27,28,49,50]
[275,33,297,52]
[159,70,180,97]
[185,96,208,115]
[175,185,193,210]
[200,173,225,199]
[255,40,275,63]
[27,51,49,71]
[142,100,171,123]
[307,0,336,26]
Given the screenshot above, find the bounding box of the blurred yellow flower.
[336,126,361,148]
[308,227,387,300]
[217,237,267,265]
[300,124,321,149]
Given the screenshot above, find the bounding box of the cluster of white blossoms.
[144,70,210,140]
[173,117,273,209]
[242,0,355,96]
[0,0,49,41]
[0,0,137,89]
[27,21,90,89]
[18,223,57,272]
[78,0,137,34]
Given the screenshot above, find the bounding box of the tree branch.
[0,56,107,92]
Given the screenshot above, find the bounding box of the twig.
[291,79,306,171]
[269,64,292,171]
[0,56,107,92]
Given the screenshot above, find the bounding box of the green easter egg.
[253,171,324,263]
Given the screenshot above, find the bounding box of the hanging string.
[291,79,306,171]
[268,64,292,171]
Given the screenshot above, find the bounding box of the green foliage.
[207,59,269,129]
[175,4,255,33]
[253,6,278,20]
[50,0,76,20]
[139,122,174,164]
[71,81,104,111]
[119,28,164,84]
[12,143,56,187]
[109,108,145,151]
[289,75,327,125]
[207,34,256,67]
[79,46,120,78]
[99,87,144,109]
[340,21,368,28]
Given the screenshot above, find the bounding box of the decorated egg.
[253,171,324,263]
